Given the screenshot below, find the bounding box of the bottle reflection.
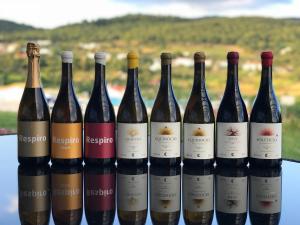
[51,165,83,225]
[249,166,282,225]
[150,166,181,225]
[183,165,214,225]
[117,165,148,225]
[18,165,51,225]
[84,165,116,225]
[216,166,248,225]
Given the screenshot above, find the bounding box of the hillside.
[0,20,34,32]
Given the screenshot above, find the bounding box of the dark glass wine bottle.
[250,51,282,167]
[150,165,181,225]
[51,51,83,166]
[51,164,83,225]
[84,52,116,166]
[216,166,248,225]
[117,51,148,166]
[249,166,282,225]
[150,53,181,166]
[84,165,116,225]
[216,52,248,167]
[117,165,148,225]
[183,52,215,167]
[18,42,50,165]
[18,164,50,225]
[183,165,214,225]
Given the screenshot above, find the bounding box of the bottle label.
[85,123,115,159]
[150,122,181,158]
[117,173,147,211]
[151,174,180,212]
[217,122,248,158]
[51,123,82,159]
[183,174,214,212]
[19,175,50,212]
[184,123,214,159]
[117,123,147,159]
[250,175,281,214]
[250,123,282,159]
[52,173,82,210]
[85,173,115,211]
[18,121,49,157]
[216,175,248,214]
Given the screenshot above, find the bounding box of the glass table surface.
[0,135,299,225]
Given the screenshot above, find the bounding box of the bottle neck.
[192,62,206,92]
[94,63,106,89]
[26,56,41,88]
[160,64,172,90]
[259,65,273,90]
[225,63,239,92]
[125,67,139,91]
[60,63,73,88]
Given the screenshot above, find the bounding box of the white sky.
[0,0,299,28]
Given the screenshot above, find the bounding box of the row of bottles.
[18,164,282,225]
[18,42,282,167]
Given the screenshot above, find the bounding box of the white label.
[151,175,180,212]
[183,174,214,212]
[250,175,281,214]
[250,123,282,159]
[217,122,248,158]
[184,123,214,159]
[151,122,181,158]
[117,123,148,159]
[216,175,247,214]
[117,173,147,211]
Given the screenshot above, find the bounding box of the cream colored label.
[184,123,214,159]
[250,123,282,159]
[117,123,148,159]
[217,122,248,158]
[151,122,181,158]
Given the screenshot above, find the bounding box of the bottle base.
[117,158,148,167]
[84,157,115,166]
[183,158,214,167]
[51,158,82,166]
[150,157,181,167]
[216,157,248,167]
[18,156,50,165]
[249,158,282,168]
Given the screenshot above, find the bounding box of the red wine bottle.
[183,52,215,167]
[250,52,282,167]
[84,52,116,166]
[216,52,248,167]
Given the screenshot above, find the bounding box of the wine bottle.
[150,53,181,166]
[18,165,50,225]
[117,165,148,225]
[150,165,181,225]
[183,52,215,166]
[51,51,83,166]
[84,165,116,225]
[51,165,83,225]
[216,52,248,167]
[216,166,248,225]
[84,52,116,166]
[250,51,282,167]
[17,42,50,165]
[183,165,214,225]
[117,51,148,166]
[249,166,282,225]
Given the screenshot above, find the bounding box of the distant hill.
[0,20,34,32]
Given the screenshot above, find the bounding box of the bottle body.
[18,42,50,165]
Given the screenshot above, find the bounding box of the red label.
[84,123,115,159]
[85,174,115,211]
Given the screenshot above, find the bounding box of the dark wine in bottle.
[183,165,214,225]
[18,42,50,165]
[84,165,116,225]
[51,165,83,225]
[150,165,181,225]
[249,166,282,225]
[250,51,282,167]
[18,165,50,225]
[84,52,116,166]
[216,166,248,225]
[216,52,248,167]
[183,52,215,167]
[117,165,148,225]
[51,51,83,166]
[117,51,148,166]
[150,53,181,166]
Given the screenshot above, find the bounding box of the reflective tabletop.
[0,135,299,225]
